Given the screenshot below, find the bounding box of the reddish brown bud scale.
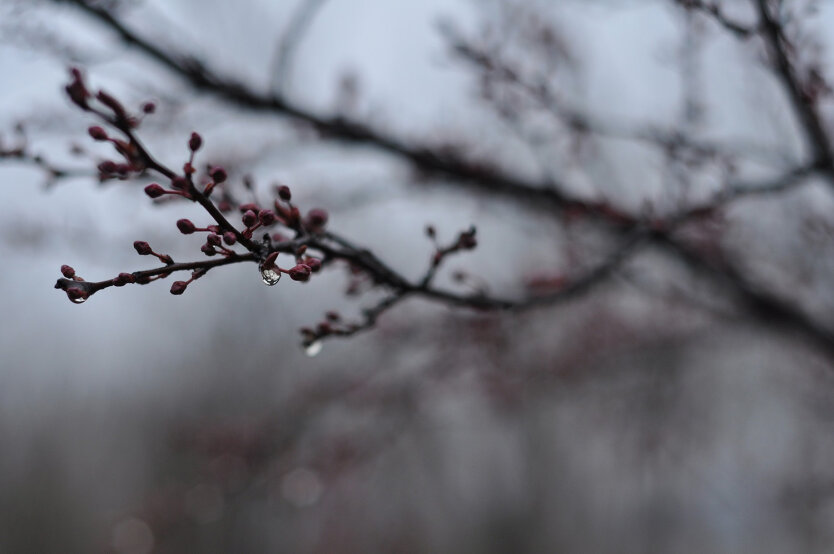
[133,241,152,255]
[305,208,329,229]
[113,272,134,287]
[98,160,117,174]
[176,219,196,234]
[306,258,322,272]
[242,210,258,228]
[289,264,312,282]
[188,132,202,152]
[61,265,76,278]
[170,281,188,295]
[210,167,227,183]
[88,126,107,141]
[144,184,165,198]
[263,251,279,269]
[258,209,277,226]
[277,185,292,201]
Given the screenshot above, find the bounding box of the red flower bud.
[305,257,322,272]
[201,243,217,256]
[263,251,279,269]
[170,281,188,295]
[88,126,108,141]
[222,232,237,245]
[288,264,312,282]
[133,241,152,255]
[277,185,292,201]
[207,233,221,246]
[458,228,477,250]
[98,160,117,174]
[60,265,76,278]
[188,132,202,152]
[305,208,328,229]
[113,272,134,287]
[177,219,196,234]
[144,184,165,198]
[142,102,156,114]
[242,210,258,227]
[66,287,87,303]
[258,209,277,226]
[210,166,227,183]
[65,68,89,109]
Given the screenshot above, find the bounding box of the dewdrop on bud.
[66,287,87,304]
[304,340,323,357]
[261,267,281,286]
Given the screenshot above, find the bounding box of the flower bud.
[210,166,227,183]
[88,126,108,141]
[188,132,202,151]
[458,228,477,250]
[98,160,117,174]
[113,272,134,287]
[277,185,292,201]
[142,102,156,114]
[263,251,279,269]
[60,265,76,278]
[201,243,217,256]
[170,281,188,295]
[133,241,152,255]
[258,209,277,226]
[207,233,221,246]
[144,184,165,198]
[305,208,328,229]
[176,219,196,234]
[288,264,312,282]
[305,257,322,272]
[222,232,237,245]
[242,210,258,227]
[66,287,87,302]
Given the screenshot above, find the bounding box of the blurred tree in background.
[2,0,834,552]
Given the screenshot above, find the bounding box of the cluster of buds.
[53,68,482,353]
[55,68,331,303]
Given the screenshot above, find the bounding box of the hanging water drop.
[304,340,322,357]
[70,295,87,304]
[261,267,281,286]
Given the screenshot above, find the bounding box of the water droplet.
[261,267,281,286]
[304,340,322,357]
[70,296,87,304]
